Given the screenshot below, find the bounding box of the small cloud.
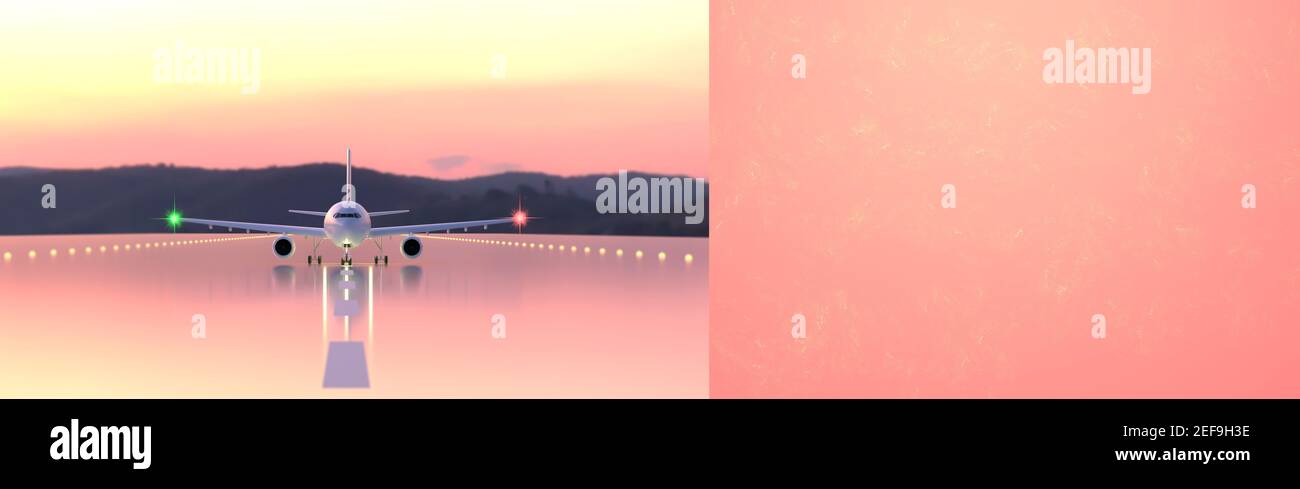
[427,155,471,172]
[481,161,521,173]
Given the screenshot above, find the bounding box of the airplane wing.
[369,217,516,237]
[288,210,328,217]
[179,217,328,237]
[368,210,410,217]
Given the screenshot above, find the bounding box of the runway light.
[28,250,36,259]
[616,249,623,257]
[548,244,554,250]
[113,245,119,251]
[2,252,10,262]
[99,245,106,252]
[599,248,606,255]
[570,246,577,252]
[50,249,57,257]
[85,247,92,254]
[584,246,590,254]
[68,248,75,255]
[684,253,694,264]
[635,250,643,259]
[658,251,666,261]
[166,208,183,231]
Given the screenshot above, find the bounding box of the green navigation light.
[166,209,182,230]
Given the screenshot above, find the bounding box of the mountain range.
[0,164,708,236]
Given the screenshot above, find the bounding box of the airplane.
[171,148,528,266]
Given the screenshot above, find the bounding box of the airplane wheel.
[384,256,388,265]
[374,256,379,264]
[307,256,313,265]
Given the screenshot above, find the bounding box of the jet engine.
[272,236,295,258]
[400,236,422,258]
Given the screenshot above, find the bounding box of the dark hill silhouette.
[0,163,707,236]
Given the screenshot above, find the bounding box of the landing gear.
[339,242,355,267]
[370,237,391,267]
[307,238,324,266]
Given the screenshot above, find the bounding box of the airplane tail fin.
[345,148,356,202]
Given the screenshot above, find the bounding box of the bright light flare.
[165,204,183,231]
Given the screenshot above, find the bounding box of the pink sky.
[2,82,707,178]
[0,1,707,179]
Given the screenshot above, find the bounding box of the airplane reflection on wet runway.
[1,233,707,397]
[321,265,372,389]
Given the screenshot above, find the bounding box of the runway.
[0,233,708,397]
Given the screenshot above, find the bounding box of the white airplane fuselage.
[323,201,372,249]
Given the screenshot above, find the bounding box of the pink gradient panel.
[710,1,1300,397]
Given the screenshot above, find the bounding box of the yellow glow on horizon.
[0,1,706,126]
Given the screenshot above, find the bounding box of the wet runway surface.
[0,233,707,397]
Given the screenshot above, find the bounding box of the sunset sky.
[0,0,707,178]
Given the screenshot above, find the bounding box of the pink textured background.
[710,0,1300,397]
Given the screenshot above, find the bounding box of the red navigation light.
[512,196,529,232]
